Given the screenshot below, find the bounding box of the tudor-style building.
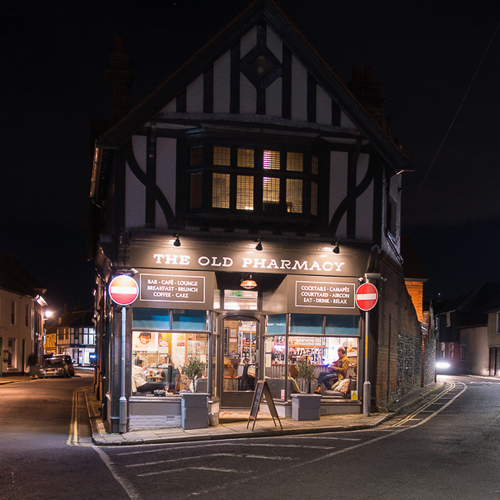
[89,0,431,433]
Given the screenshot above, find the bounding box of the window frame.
[187,143,320,221]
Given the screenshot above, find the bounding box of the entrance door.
[220,317,260,408]
[490,347,499,376]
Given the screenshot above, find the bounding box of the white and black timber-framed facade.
[89,0,433,433]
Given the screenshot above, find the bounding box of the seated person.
[314,347,350,394]
[161,363,181,392]
[132,359,166,394]
[238,363,256,391]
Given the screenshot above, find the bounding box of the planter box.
[291,394,322,421]
[128,396,182,431]
[181,393,209,430]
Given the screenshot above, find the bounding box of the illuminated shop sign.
[140,274,205,303]
[295,281,355,309]
[130,241,368,277]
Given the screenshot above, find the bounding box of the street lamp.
[42,309,52,360]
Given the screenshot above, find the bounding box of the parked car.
[39,358,70,378]
[51,355,75,376]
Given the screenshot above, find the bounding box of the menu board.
[140,274,205,303]
[295,281,355,309]
[247,380,282,431]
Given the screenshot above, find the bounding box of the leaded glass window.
[286,178,303,213]
[263,177,280,211]
[312,155,319,175]
[214,146,231,166]
[237,148,254,168]
[212,173,230,208]
[286,152,303,172]
[263,150,280,170]
[237,175,254,210]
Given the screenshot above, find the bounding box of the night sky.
[2,0,500,310]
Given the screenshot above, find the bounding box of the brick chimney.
[105,37,135,127]
[347,65,390,135]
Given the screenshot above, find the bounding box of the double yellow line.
[67,386,87,446]
[392,381,457,427]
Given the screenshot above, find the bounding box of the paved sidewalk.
[0,373,34,385]
[85,381,445,446]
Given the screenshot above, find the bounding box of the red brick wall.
[405,280,424,322]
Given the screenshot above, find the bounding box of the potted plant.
[292,358,321,421]
[296,359,316,394]
[181,358,206,392]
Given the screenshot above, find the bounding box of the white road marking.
[223,442,335,449]
[287,435,361,441]
[188,381,468,498]
[93,445,142,500]
[128,452,295,468]
[138,466,249,477]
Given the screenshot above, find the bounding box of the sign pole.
[363,309,371,417]
[108,274,139,434]
[356,280,378,418]
[119,305,127,434]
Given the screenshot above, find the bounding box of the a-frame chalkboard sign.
[247,380,283,431]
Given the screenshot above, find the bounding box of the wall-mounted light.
[173,234,181,247]
[333,241,340,254]
[240,275,258,289]
[255,238,263,251]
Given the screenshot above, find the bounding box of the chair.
[289,365,299,378]
[224,364,239,390]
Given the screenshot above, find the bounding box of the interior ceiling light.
[255,238,263,251]
[173,234,181,247]
[333,241,340,254]
[241,275,258,289]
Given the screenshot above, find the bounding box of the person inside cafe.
[314,347,349,394]
[132,359,166,394]
[160,360,181,392]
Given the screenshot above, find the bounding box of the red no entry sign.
[109,275,139,306]
[356,283,378,311]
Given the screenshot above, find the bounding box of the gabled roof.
[46,309,94,334]
[0,253,45,297]
[436,283,500,328]
[96,0,412,173]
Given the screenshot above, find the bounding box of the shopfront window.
[132,331,209,394]
[264,334,358,396]
[264,313,359,400]
[131,309,211,396]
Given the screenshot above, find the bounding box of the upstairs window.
[286,179,303,213]
[263,177,280,211]
[188,144,318,218]
[237,148,254,168]
[236,175,254,210]
[263,150,280,170]
[214,146,230,166]
[11,301,16,325]
[286,152,303,172]
[311,155,319,175]
[212,173,230,208]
